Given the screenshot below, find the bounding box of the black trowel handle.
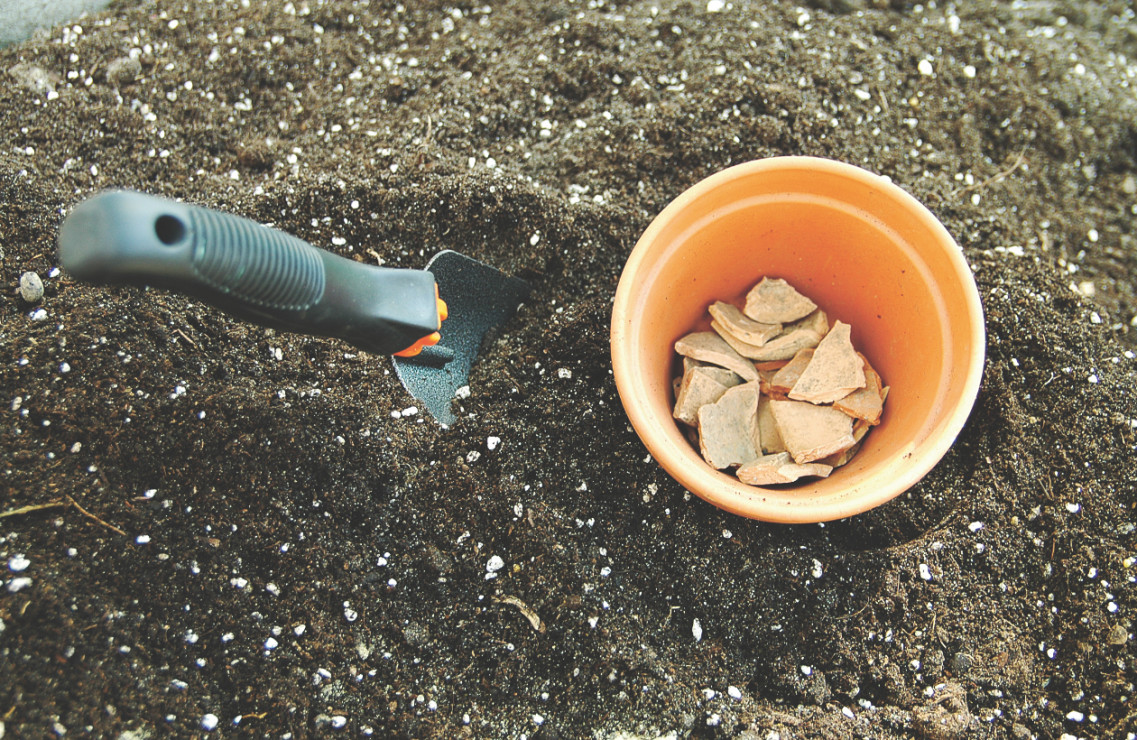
[58,190,443,356]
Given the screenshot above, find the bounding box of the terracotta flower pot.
[610,157,985,523]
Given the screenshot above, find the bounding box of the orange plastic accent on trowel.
[393,293,449,357]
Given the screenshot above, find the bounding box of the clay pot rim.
[610,156,986,523]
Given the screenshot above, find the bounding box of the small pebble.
[951,652,973,674]
[19,272,43,303]
[105,56,142,87]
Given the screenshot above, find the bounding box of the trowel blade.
[392,250,529,424]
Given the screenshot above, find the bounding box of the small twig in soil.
[66,495,127,536]
[174,328,197,347]
[493,595,546,633]
[0,500,69,519]
[952,148,1028,197]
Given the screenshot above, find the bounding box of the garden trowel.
[57,190,529,424]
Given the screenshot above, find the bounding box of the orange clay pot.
[611,157,985,523]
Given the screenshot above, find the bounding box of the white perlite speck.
[728,685,743,700]
[487,436,501,451]
[8,556,30,572]
[486,555,505,573]
[264,637,279,650]
[201,714,219,731]
[692,618,703,642]
[7,577,32,593]
[919,563,933,581]
[801,665,813,676]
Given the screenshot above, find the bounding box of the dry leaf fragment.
[674,332,760,381]
[708,301,782,345]
[788,321,866,404]
[769,399,856,464]
[744,277,818,324]
[697,383,761,469]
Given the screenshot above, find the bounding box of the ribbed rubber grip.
[59,189,444,357]
[189,206,325,311]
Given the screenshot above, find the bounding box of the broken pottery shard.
[771,348,815,396]
[745,327,823,362]
[737,452,834,485]
[744,277,818,324]
[673,365,743,426]
[697,383,761,469]
[789,307,829,337]
[675,332,759,382]
[769,399,856,464]
[788,321,866,404]
[819,438,863,468]
[757,368,779,397]
[833,353,885,424]
[708,301,782,346]
[756,395,785,454]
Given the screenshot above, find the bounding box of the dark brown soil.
[2,1,1136,738]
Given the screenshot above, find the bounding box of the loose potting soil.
[2,1,1136,737]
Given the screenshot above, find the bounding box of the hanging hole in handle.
[155,214,187,246]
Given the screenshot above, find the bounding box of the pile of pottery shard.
[673,278,888,485]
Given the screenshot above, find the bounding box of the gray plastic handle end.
[58,190,441,356]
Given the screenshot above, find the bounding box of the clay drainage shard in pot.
[610,157,986,523]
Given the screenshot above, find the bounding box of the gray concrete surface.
[1,0,112,46]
